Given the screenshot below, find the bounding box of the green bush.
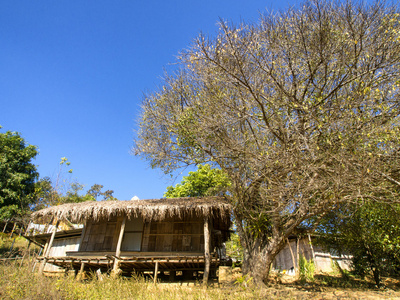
[298,254,315,282]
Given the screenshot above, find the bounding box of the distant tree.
[164,164,230,198]
[34,160,116,206]
[316,202,400,287]
[0,127,38,220]
[87,184,104,200]
[86,184,116,201]
[101,189,116,201]
[33,177,59,210]
[134,1,400,285]
[65,182,95,203]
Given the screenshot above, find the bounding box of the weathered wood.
[25,221,32,235]
[203,217,210,286]
[154,261,159,284]
[113,216,126,272]
[287,238,296,274]
[77,262,85,281]
[0,257,24,262]
[39,219,59,274]
[115,216,126,258]
[169,270,176,281]
[77,221,87,251]
[9,237,16,252]
[45,220,60,257]
[308,234,317,268]
[296,237,300,270]
[2,220,8,233]
[10,223,17,238]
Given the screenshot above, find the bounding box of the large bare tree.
[134,0,400,285]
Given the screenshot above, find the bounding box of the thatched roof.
[31,197,232,224]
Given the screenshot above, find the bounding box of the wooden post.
[153,261,159,284]
[25,221,32,236]
[308,234,317,269]
[45,220,60,257]
[2,220,9,233]
[77,220,87,251]
[9,237,16,252]
[296,236,300,271]
[287,238,296,274]
[169,270,176,282]
[42,242,49,260]
[10,223,16,238]
[31,247,43,273]
[38,219,59,274]
[113,215,126,272]
[77,262,85,281]
[203,217,210,286]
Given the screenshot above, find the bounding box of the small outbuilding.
[29,197,232,282]
[272,234,351,275]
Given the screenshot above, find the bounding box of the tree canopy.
[134,0,400,285]
[34,178,117,210]
[316,202,400,287]
[33,158,116,210]
[164,164,230,198]
[0,128,38,220]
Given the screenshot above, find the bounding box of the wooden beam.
[154,261,159,284]
[115,216,126,258]
[113,215,126,273]
[2,220,8,233]
[38,219,60,274]
[203,217,210,286]
[296,236,300,271]
[45,219,60,257]
[287,238,296,274]
[77,262,85,281]
[10,223,17,238]
[77,220,87,251]
[308,234,317,269]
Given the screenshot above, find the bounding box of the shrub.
[298,254,315,282]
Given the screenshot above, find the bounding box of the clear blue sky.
[0,0,296,200]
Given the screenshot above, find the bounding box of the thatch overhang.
[31,197,232,225]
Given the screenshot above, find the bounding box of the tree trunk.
[248,251,270,286]
[240,237,285,287]
[203,217,211,286]
[234,214,287,287]
[372,267,381,287]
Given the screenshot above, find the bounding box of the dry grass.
[1,238,400,300]
[1,259,400,300]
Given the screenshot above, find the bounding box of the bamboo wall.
[44,237,80,272]
[141,216,205,252]
[79,216,120,252]
[79,215,209,253]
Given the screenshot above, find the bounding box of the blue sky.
[0,0,296,200]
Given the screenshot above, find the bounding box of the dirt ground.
[261,274,400,299]
[213,270,400,299]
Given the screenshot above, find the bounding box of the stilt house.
[30,197,231,280]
